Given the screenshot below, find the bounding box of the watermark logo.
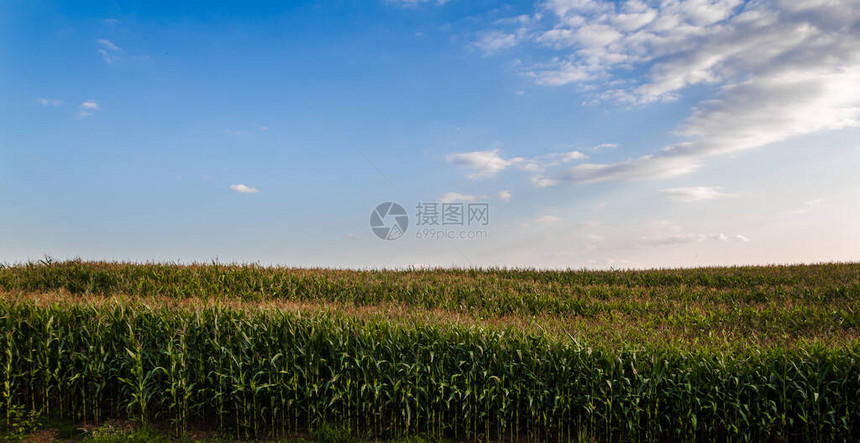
[370,201,489,240]
[370,202,409,240]
[416,202,489,226]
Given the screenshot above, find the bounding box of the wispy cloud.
[446,150,513,179]
[437,190,513,203]
[531,175,559,188]
[477,0,860,184]
[641,232,749,246]
[446,148,588,184]
[633,219,750,247]
[229,184,260,194]
[97,39,121,51]
[591,143,617,151]
[561,151,587,161]
[97,39,123,64]
[781,198,825,216]
[473,30,521,55]
[565,154,701,183]
[661,186,732,203]
[76,100,100,118]
[439,192,478,203]
[38,98,63,106]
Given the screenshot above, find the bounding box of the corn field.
[0,261,859,441]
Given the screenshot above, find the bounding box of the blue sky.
[1,0,858,268]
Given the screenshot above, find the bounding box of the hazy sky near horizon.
[1,0,859,269]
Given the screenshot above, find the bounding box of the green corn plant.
[119,325,161,424]
[165,325,192,436]
[2,310,14,427]
[0,262,858,441]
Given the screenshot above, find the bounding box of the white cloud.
[561,150,587,161]
[38,98,63,106]
[446,149,513,179]
[661,186,732,202]
[97,39,123,64]
[591,143,617,151]
[676,68,860,157]
[97,39,121,51]
[641,233,708,246]
[439,192,478,203]
[636,219,749,247]
[531,175,559,188]
[481,0,860,184]
[781,198,825,216]
[76,100,100,118]
[641,232,748,246]
[530,0,752,93]
[565,154,701,183]
[229,184,260,194]
[495,14,541,26]
[446,148,589,184]
[438,190,513,203]
[474,30,520,55]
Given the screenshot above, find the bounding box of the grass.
[0,260,858,441]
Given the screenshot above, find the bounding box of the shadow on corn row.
[1,300,858,442]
